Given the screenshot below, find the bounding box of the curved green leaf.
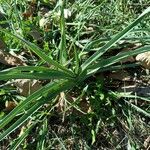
[88,45,150,75]
[125,100,150,118]
[0,29,74,76]
[9,122,36,150]
[0,66,74,80]
[0,80,75,131]
[81,7,150,71]
[0,79,75,140]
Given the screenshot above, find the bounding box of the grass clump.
[0,0,150,149]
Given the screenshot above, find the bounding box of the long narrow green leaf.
[36,119,48,150]
[0,98,45,141]
[87,63,139,77]
[0,66,63,72]
[0,72,71,80]
[10,123,36,150]
[0,66,74,80]
[125,100,150,117]
[74,45,80,74]
[81,7,150,70]
[0,80,75,140]
[120,94,150,102]
[83,36,150,52]
[59,0,67,64]
[0,29,74,76]
[0,80,74,130]
[88,45,150,75]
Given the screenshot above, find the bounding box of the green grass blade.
[36,119,48,150]
[0,80,75,140]
[0,83,52,129]
[59,0,67,64]
[0,80,74,130]
[81,7,150,71]
[0,66,74,80]
[125,100,150,118]
[119,94,150,102]
[74,45,80,74]
[87,63,139,76]
[9,123,36,150]
[0,66,64,72]
[98,63,139,72]
[88,45,150,74]
[0,29,74,76]
[0,98,45,141]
